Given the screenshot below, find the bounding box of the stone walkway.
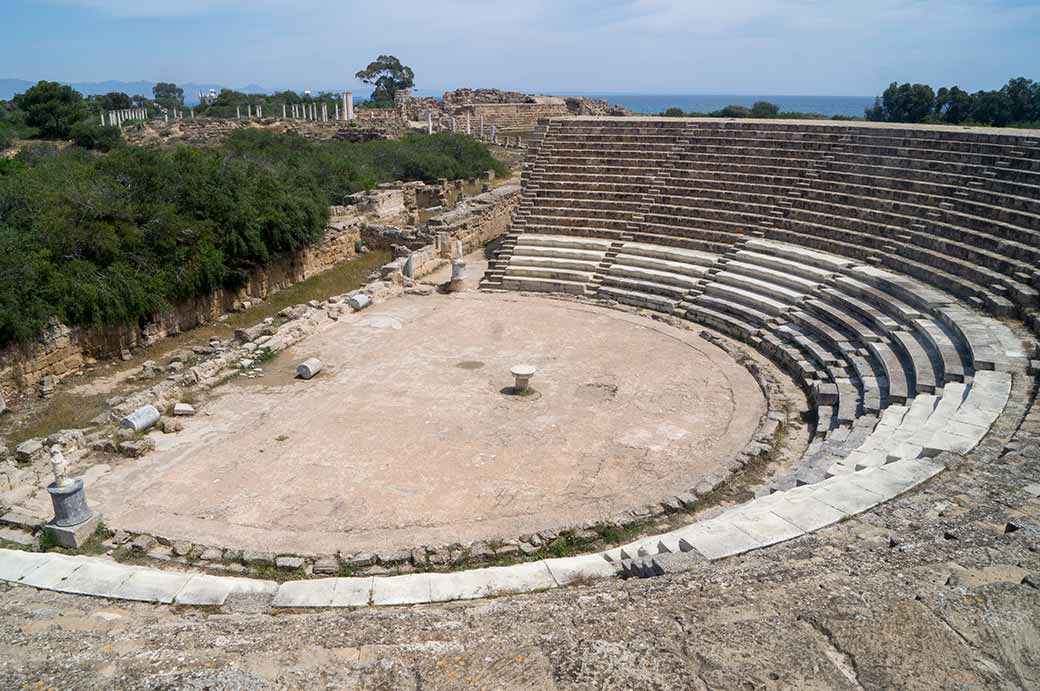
[0,458,943,608]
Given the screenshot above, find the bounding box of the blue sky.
[5,0,1039,95]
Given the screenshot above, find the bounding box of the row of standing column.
[238,93,357,122]
[102,108,149,126]
[429,112,524,148]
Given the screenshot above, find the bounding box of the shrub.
[70,121,123,151]
[750,101,780,118]
[0,130,506,348]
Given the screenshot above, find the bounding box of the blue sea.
[563,94,876,118]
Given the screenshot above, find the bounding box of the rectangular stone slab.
[810,477,886,514]
[111,570,192,603]
[330,577,374,607]
[371,573,432,606]
[58,559,136,597]
[175,575,238,606]
[18,554,86,590]
[847,462,937,500]
[764,495,848,532]
[677,519,761,560]
[544,554,620,585]
[272,578,337,608]
[728,510,805,547]
[0,549,49,582]
[428,562,555,603]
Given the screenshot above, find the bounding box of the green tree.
[12,81,86,138]
[713,105,751,118]
[355,55,415,106]
[750,101,780,118]
[102,91,132,111]
[866,82,935,123]
[1001,77,1037,123]
[662,107,685,117]
[153,82,184,109]
[971,90,1013,127]
[934,86,973,124]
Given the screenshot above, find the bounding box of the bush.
[750,101,780,118]
[712,105,751,118]
[70,121,123,151]
[0,130,506,348]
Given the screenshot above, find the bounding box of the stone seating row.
[518,124,1040,316]
[679,131,1040,166]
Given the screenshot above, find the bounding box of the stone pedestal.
[45,479,100,549]
[511,364,536,393]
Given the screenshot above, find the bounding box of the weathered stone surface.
[275,556,305,571]
[313,557,338,575]
[159,419,183,434]
[117,438,156,458]
[173,403,196,417]
[130,534,157,552]
[44,513,101,549]
[14,439,44,464]
[242,550,274,566]
[172,541,193,557]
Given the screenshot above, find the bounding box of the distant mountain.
[2,79,318,105]
[1,78,442,104]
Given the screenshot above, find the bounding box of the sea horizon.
[559,93,876,118]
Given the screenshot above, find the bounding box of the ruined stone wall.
[427,183,521,253]
[453,103,570,134]
[395,90,629,134]
[123,116,403,147]
[0,218,362,400]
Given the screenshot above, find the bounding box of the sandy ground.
[77,290,764,556]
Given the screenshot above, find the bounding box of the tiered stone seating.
[673,122,1040,314]
[486,117,1036,564]
[500,234,612,295]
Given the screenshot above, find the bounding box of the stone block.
[313,557,339,575]
[111,569,191,603]
[544,554,620,585]
[172,541,193,557]
[371,573,431,605]
[173,403,196,417]
[44,513,101,549]
[118,438,156,458]
[15,439,44,464]
[57,558,134,597]
[242,550,274,566]
[275,556,305,571]
[131,533,157,552]
[272,578,337,607]
[233,324,265,343]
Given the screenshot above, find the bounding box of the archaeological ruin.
[2,112,1040,688]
